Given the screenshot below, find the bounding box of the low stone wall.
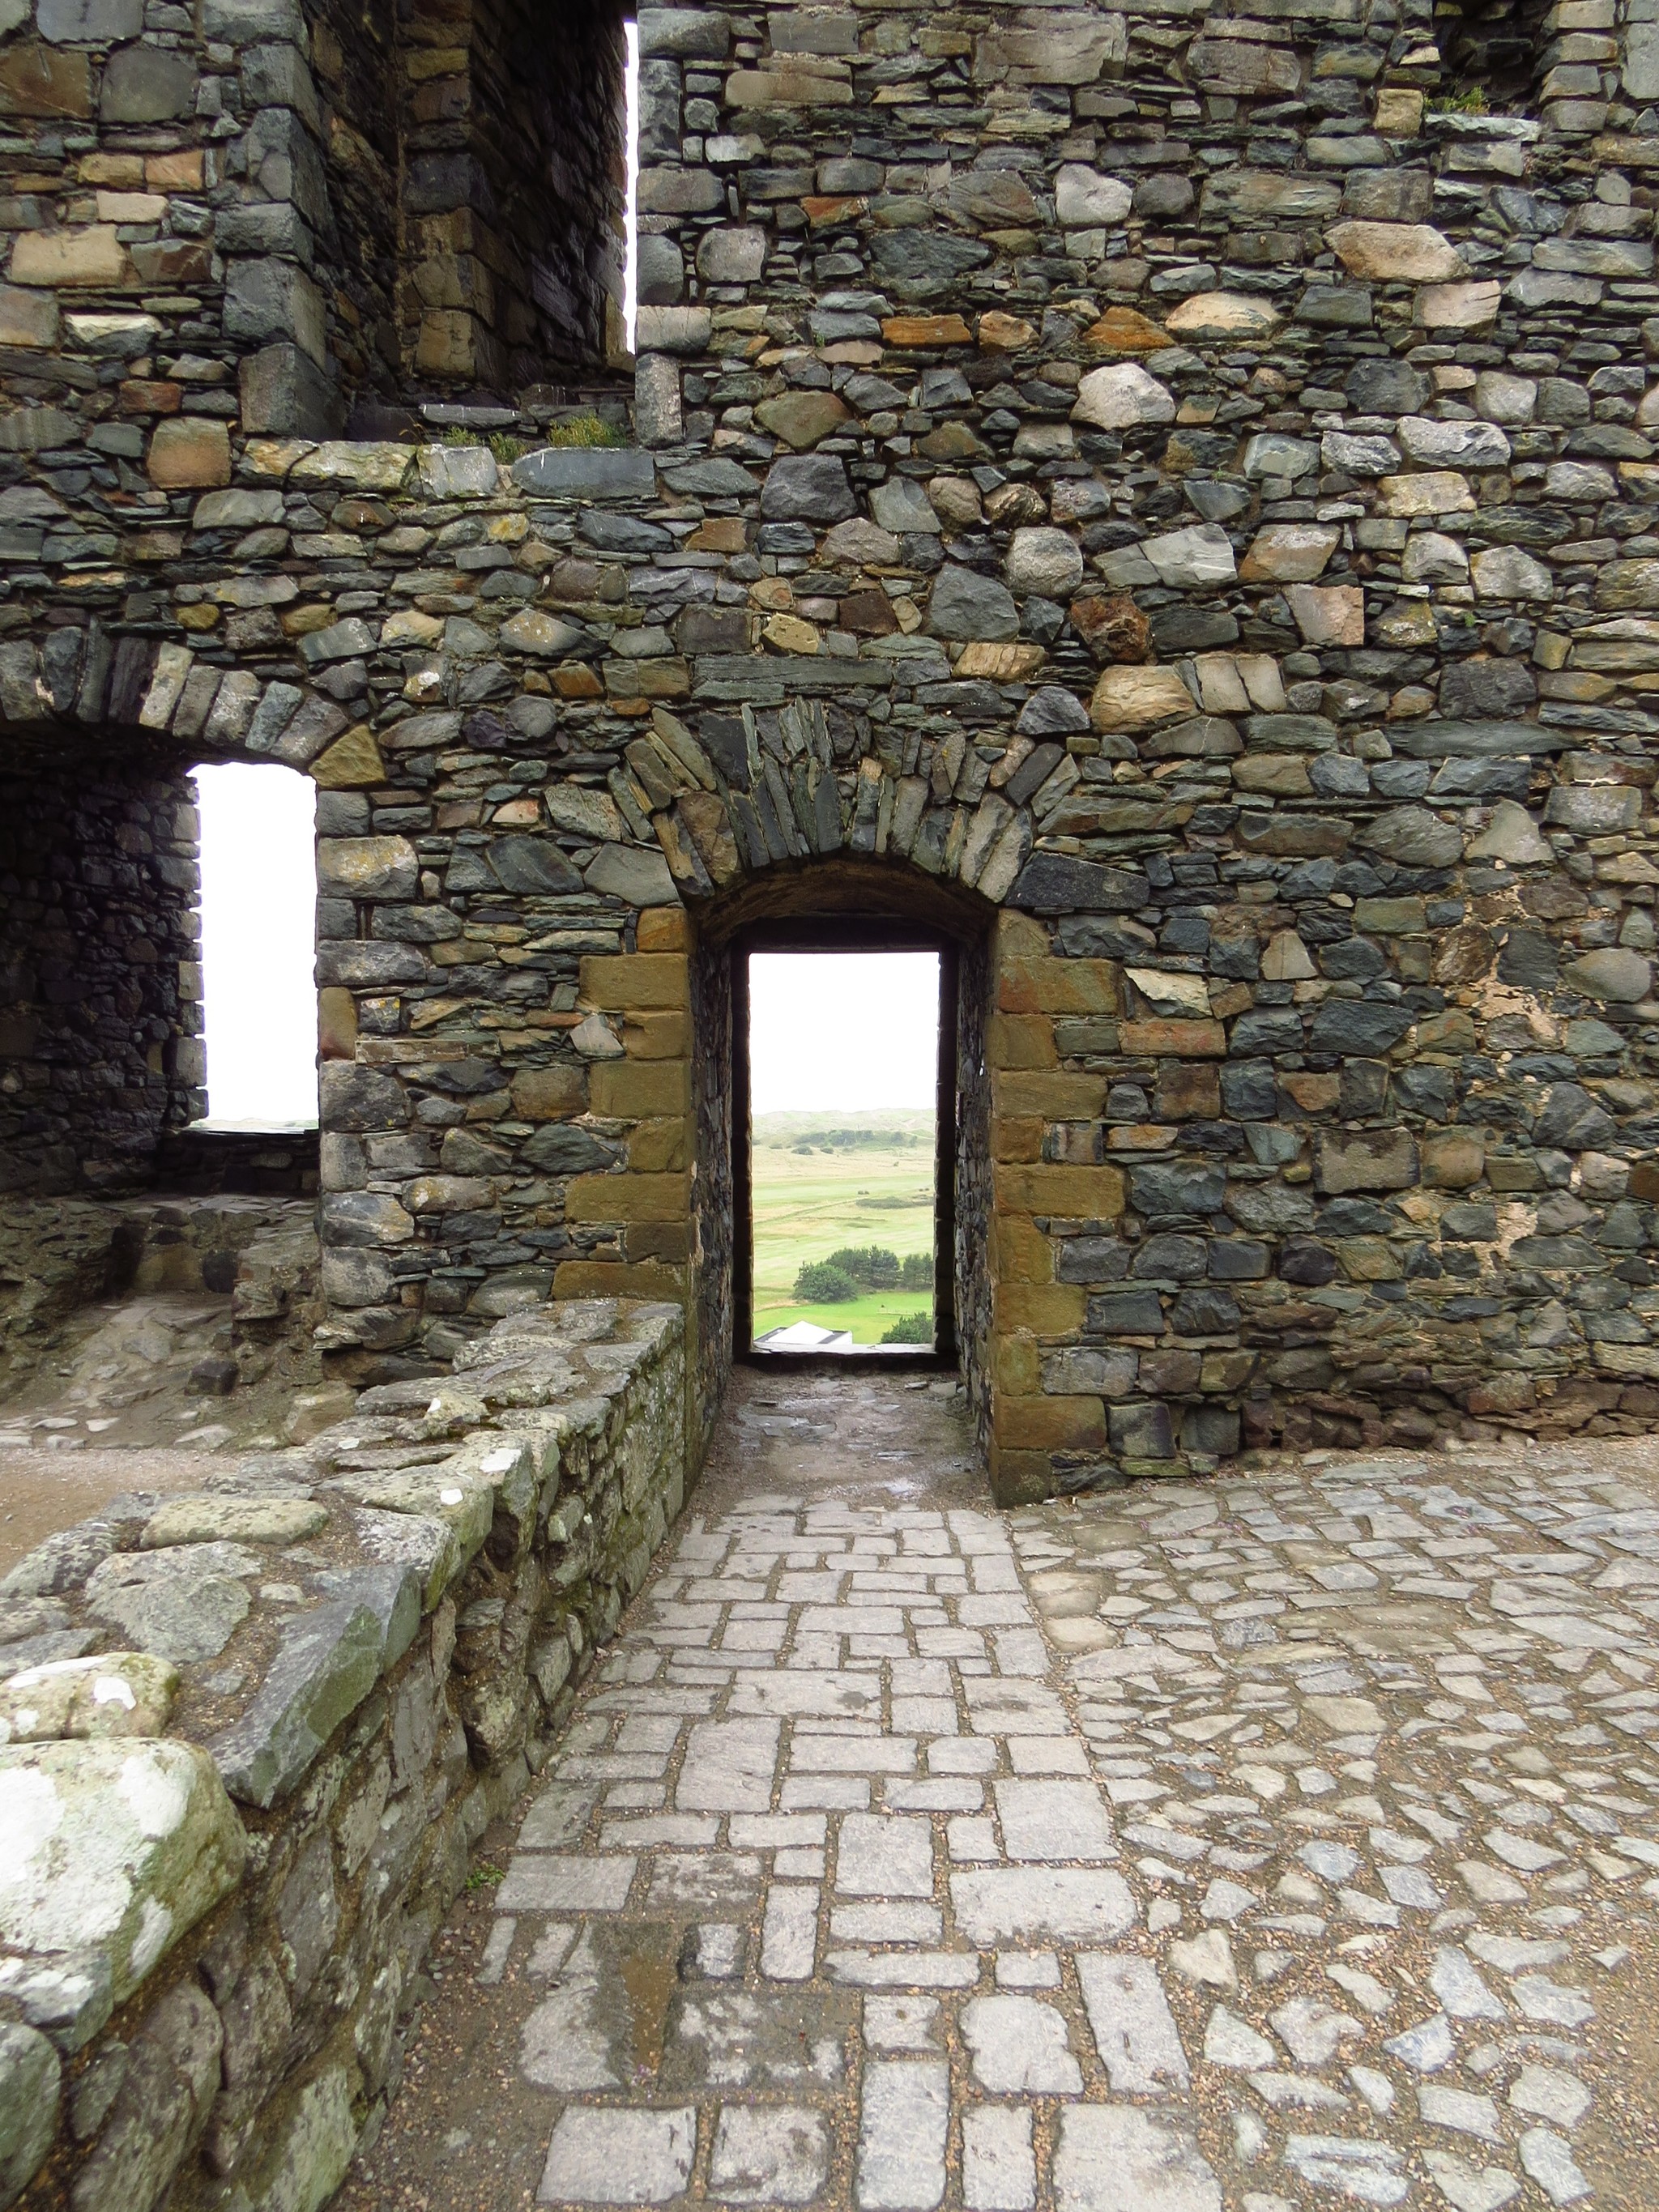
[0,1191,320,1400]
[0,1294,688,2212]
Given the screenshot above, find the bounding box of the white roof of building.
[754,1320,856,1352]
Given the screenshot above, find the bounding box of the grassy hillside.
[751,1109,936,1345]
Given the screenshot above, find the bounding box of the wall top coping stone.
[0,1297,684,2051]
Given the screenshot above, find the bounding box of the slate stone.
[520,1125,620,1174]
[38,0,142,33]
[211,1592,398,1809]
[488,837,583,895]
[1170,1286,1240,1333]
[510,448,655,498]
[1346,359,1431,416]
[579,511,674,553]
[99,44,196,121]
[1110,1401,1177,1458]
[1230,1010,1304,1056]
[0,1517,124,1600]
[1499,930,1559,990]
[1088,1289,1166,1335]
[1533,1083,1618,1149]
[1016,691,1090,741]
[928,565,1019,641]
[0,2022,58,2207]
[1129,1163,1228,1216]
[1306,1003,1414,1057]
[585,844,679,906]
[83,1543,261,1664]
[1390,720,1568,759]
[1220,1061,1278,1118]
[662,457,757,497]
[1133,1234,1207,1281]
[1013,855,1149,914]
[1056,917,1158,961]
[0,1950,111,2053]
[1429,757,1530,801]
[872,229,991,297]
[760,455,855,523]
[1439,658,1537,718]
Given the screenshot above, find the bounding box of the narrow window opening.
[625,18,640,352]
[744,948,948,1357]
[1434,0,1550,107]
[191,764,318,1131]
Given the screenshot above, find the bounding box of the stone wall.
[0,754,200,1194]
[2,1,1659,1498]
[0,1296,687,2212]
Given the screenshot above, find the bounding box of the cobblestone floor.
[336,1371,1659,2212]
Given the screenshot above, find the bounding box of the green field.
[751,1109,936,1346]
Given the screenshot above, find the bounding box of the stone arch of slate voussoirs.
[638,692,1042,915]
[0,629,341,1198]
[682,852,998,1459]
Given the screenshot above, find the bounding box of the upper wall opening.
[398,0,633,399]
[1435,0,1554,107]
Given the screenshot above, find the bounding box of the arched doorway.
[683,855,998,1477]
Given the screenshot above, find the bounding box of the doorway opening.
[191,764,318,1132]
[734,927,958,1366]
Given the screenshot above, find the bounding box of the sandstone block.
[1316,1129,1418,1195]
[1287,583,1364,645]
[727,61,852,106]
[1415,279,1501,329]
[1240,524,1338,582]
[1090,664,1196,733]
[1379,471,1473,517]
[1055,164,1132,227]
[996,1163,1125,1221]
[0,40,89,115]
[1118,1019,1227,1056]
[11,224,126,285]
[1072,362,1175,430]
[1328,221,1466,282]
[147,418,230,488]
[1165,290,1280,340]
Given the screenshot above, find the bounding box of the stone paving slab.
[333,1377,1659,2212]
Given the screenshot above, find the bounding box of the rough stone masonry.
[6,13,1659,1498]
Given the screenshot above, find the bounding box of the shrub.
[881,1313,933,1344]
[795,1260,859,1302]
[544,411,627,449]
[900,1252,932,1289]
[826,1244,901,1287]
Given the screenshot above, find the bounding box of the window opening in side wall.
[740,940,953,1361]
[625,15,640,351]
[191,764,318,1130]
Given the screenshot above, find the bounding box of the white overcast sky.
[749,953,940,1112]
[194,765,318,1127]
